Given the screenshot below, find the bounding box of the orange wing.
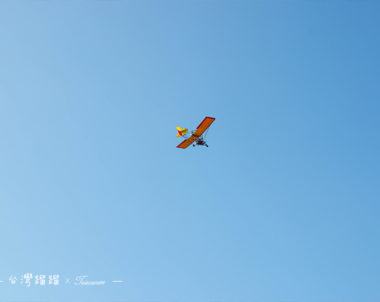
[193,116,215,137]
[176,135,198,149]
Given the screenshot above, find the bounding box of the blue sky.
[0,1,379,302]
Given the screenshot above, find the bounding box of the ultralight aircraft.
[176,116,215,149]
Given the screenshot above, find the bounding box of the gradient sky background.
[0,1,379,302]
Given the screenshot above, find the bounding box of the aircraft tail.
[176,127,188,137]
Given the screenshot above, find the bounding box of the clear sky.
[0,1,379,302]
